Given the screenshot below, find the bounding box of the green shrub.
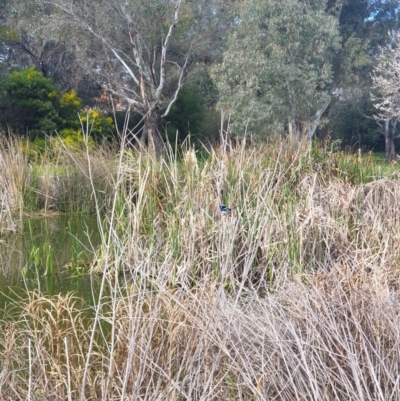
[2,68,114,146]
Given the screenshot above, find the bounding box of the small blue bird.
[220,204,232,215]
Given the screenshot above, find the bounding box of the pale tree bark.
[304,97,332,144]
[140,106,165,158]
[41,0,190,157]
[288,97,331,145]
[371,34,400,120]
[377,118,399,162]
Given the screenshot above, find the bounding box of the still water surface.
[0,214,102,310]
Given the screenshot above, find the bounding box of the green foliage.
[0,26,18,41]
[5,67,61,136]
[22,243,54,279]
[58,129,94,148]
[3,68,84,137]
[1,67,113,150]
[327,0,400,152]
[59,89,82,125]
[66,220,87,276]
[163,85,206,143]
[79,109,114,143]
[57,109,114,150]
[213,0,340,137]
[339,0,400,48]
[337,35,373,87]
[334,0,400,89]
[330,99,384,151]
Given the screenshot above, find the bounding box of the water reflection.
[0,214,102,307]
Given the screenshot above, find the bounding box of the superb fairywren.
[220,204,232,215]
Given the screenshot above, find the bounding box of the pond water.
[0,214,103,310]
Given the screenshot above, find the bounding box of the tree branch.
[161,55,189,118]
[155,0,183,100]
[110,48,140,86]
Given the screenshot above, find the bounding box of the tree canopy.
[2,67,72,136]
[7,0,207,156]
[328,0,400,152]
[212,0,340,142]
[1,0,400,157]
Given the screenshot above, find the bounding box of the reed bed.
[0,135,27,234]
[0,134,116,220]
[1,135,400,400]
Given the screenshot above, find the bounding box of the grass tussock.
[1,136,400,399]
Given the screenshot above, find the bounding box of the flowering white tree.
[371,33,400,161]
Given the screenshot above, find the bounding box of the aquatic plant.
[22,243,54,280]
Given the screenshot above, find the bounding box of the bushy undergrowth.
[1,136,400,400]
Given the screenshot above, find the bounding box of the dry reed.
[1,137,400,400]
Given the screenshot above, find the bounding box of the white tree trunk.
[305,97,331,144]
[381,118,398,162]
[288,97,331,146]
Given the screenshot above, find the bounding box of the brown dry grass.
[0,135,27,234]
[2,270,400,400]
[1,138,400,399]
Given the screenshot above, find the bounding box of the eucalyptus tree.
[212,0,340,142]
[7,0,223,155]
